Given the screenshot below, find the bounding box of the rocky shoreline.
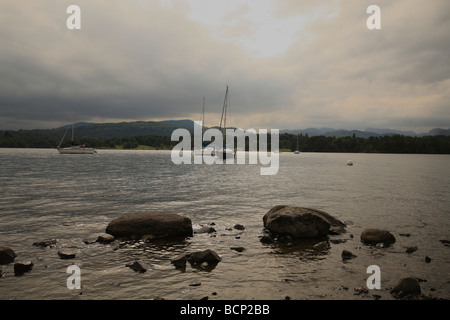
[1,206,448,300]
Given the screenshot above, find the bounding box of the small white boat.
[294,134,300,154]
[216,146,236,159]
[58,144,96,154]
[216,85,236,160]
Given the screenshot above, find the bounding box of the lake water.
[0,148,449,300]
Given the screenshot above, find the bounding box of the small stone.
[195,226,216,234]
[405,246,418,254]
[233,224,245,230]
[96,233,115,244]
[425,256,431,263]
[341,249,357,260]
[32,239,58,248]
[126,261,147,273]
[189,282,201,287]
[14,261,33,276]
[171,254,187,268]
[354,287,369,295]
[230,247,245,252]
[58,250,76,259]
[313,241,329,251]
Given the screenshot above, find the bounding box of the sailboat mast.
[71,108,76,145]
[219,85,229,133]
[201,96,206,132]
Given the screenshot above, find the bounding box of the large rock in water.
[263,206,346,239]
[0,246,17,264]
[105,212,193,239]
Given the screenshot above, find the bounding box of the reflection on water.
[0,149,449,300]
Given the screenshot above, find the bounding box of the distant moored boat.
[57,110,96,154]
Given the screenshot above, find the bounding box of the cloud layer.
[0,0,448,131]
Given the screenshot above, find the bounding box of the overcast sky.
[0,0,449,132]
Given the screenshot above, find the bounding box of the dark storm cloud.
[0,0,448,131]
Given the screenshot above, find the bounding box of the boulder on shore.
[0,246,17,264]
[105,212,193,240]
[360,229,396,246]
[262,206,346,239]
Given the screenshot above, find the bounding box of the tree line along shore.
[1,130,450,154]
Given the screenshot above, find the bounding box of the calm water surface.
[0,148,449,300]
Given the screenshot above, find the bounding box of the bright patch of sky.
[182,0,313,58]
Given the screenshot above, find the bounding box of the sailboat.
[216,86,235,160]
[294,134,300,154]
[195,96,212,156]
[57,113,96,154]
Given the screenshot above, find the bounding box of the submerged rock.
[262,206,346,239]
[0,246,17,264]
[105,212,193,240]
[186,249,222,266]
[360,229,396,246]
[58,250,76,259]
[126,261,147,273]
[341,249,357,260]
[195,226,216,234]
[32,239,58,248]
[171,249,221,270]
[405,246,418,254]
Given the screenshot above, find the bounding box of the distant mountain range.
[8,120,450,139]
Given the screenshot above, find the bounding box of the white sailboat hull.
[57,146,96,154]
[216,148,235,159]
